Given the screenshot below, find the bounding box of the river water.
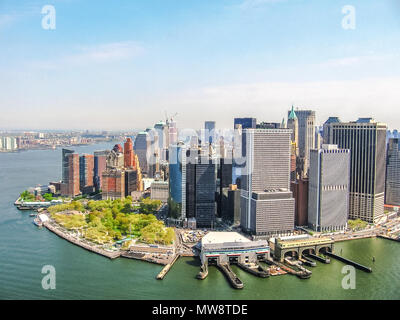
[0,143,399,300]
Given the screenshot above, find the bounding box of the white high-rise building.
[240,129,295,236]
[308,144,350,231]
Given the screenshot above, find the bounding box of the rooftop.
[201,232,250,245]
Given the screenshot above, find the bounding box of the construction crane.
[164,111,178,126]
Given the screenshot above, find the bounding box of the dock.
[216,263,244,289]
[156,254,180,280]
[304,253,330,264]
[324,251,372,273]
[196,263,209,280]
[237,262,270,278]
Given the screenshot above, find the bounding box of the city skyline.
[1,0,400,130]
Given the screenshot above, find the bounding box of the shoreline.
[43,221,121,259]
[43,216,177,266]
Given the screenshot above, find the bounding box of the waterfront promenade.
[44,220,121,259]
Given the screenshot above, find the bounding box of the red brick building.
[291,178,308,226]
[101,169,125,200]
[124,137,136,169]
[61,153,80,197]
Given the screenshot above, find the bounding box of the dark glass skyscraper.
[386,138,400,206]
[234,118,256,129]
[195,157,217,228]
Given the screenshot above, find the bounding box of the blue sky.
[1,0,400,130]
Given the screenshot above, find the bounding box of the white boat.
[33,217,43,227]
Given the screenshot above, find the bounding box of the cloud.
[68,41,144,64]
[163,77,400,129]
[318,54,398,68]
[30,41,144,69]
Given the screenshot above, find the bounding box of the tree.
[43,193,53,201]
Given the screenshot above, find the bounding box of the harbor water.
[1,144,399,300]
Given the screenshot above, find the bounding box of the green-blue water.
[1,144,399,299]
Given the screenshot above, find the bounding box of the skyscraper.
[101,169,125,200]
[204,121,216,145]
[79,154,94,194]
[240,129,295,236]
[154,121,169,160]
[308,145,350,231]
[169,120,178,146]
[322,117,340,144]
[195,157,217,228]
[328,118,387,223]
[168,143,187,220]
[292,109,316,176]
[386,138,400,206]
[134,131,150,173]
[234,118,256,129]
[61,153,80,197]
[94,150,109,192]
[62,148,74,183]
[124,137,135,168]
[287,106,299,181]
[287,106,298,150]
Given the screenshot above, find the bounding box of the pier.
[304,253,330,264]
[324,251,372,273]
[156,254,180,280]
[216,263,244,289]
[196,263,209,280]
[237,262,270,278]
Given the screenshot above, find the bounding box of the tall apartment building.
[94,150,109,192]
[62,148,74,183]
[134,132,150,173]
[308,145,350,231]
[292,109,316,176]
[101,169,125,200]
[240,129,295,236]
[79,154,94,194]
[386,138,400,206]
[328,118,387,223]
[61,152,80,197]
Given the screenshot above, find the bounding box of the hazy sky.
[1,0,400,131]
